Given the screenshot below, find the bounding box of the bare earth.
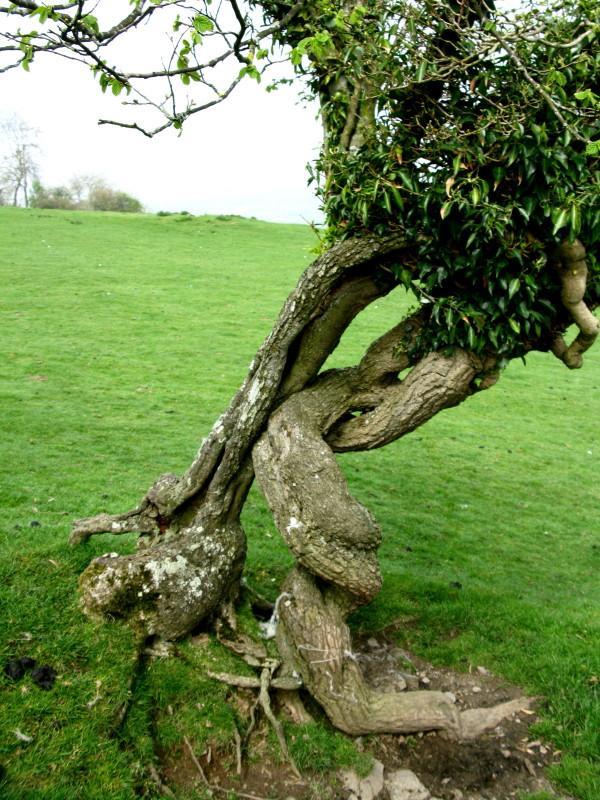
[162,630,571,800]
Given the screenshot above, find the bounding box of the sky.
[0,39,324,223]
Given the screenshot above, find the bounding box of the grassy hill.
[0,207,598,799]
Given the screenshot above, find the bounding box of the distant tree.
[29,174,143,212]
[30,180,76,210]
[0,116,39,207]
[87,180,143,213]
[68,174,99,207]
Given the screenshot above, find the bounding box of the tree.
[30,175,143,211]
[86,180,143,212]
[0,0,598,741]
[0,115,39,206]
[30,179,76,209]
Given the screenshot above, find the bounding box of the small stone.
[450,791,464,800]
[445,692,457,704]
[476,665,490,675]
[340,759,384,800]
[472,686,482,693]
[367,638,379,650]
[419,675,431,687]
[385,769,430,800]
[501,749,511,758]
[399,672,420,691]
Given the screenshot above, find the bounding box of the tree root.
[459,697,536,740]
[276,568,534,739]
[147,763,175,798]
[205,661,302,780]
[259,666,302,780]
[207,670,302,691]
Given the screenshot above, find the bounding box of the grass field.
[0,207,598,800]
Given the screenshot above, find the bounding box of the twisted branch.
[551,239,599,369]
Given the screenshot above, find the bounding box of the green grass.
[0,207,598,799]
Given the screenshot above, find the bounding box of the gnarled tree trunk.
[70,231,595,736]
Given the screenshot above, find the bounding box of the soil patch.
[161,631,570,800]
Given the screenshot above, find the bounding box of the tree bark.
[73,234,409,637]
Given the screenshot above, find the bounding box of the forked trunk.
[71,235,540,736]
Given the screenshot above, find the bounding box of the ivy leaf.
[552,208,569,236]
[440,202,452,220]
[508,278,520,300]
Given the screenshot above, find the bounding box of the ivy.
[301,0,599,359]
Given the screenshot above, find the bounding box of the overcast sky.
[1,50,324,223]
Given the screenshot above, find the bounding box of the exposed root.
[207,670,302,691]
[459,696,536,740]
[147,763,175,798]
[215,616,268,668]
[277,689,314,724]
[206,663,302,779]
[183,734,209,786]
[184,733,276,800]
[259,666,302,780]
[276,569,533,740]
[233,723,243,776]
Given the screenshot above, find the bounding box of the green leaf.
[570,204,581,237]
[552,208,569,236]
[193,14,214,33]
[440,202,452,220]
[467,325,476,349]
[397,171,414,192]
[508,278,520,299]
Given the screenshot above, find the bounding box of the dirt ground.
[162,630,570,800]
